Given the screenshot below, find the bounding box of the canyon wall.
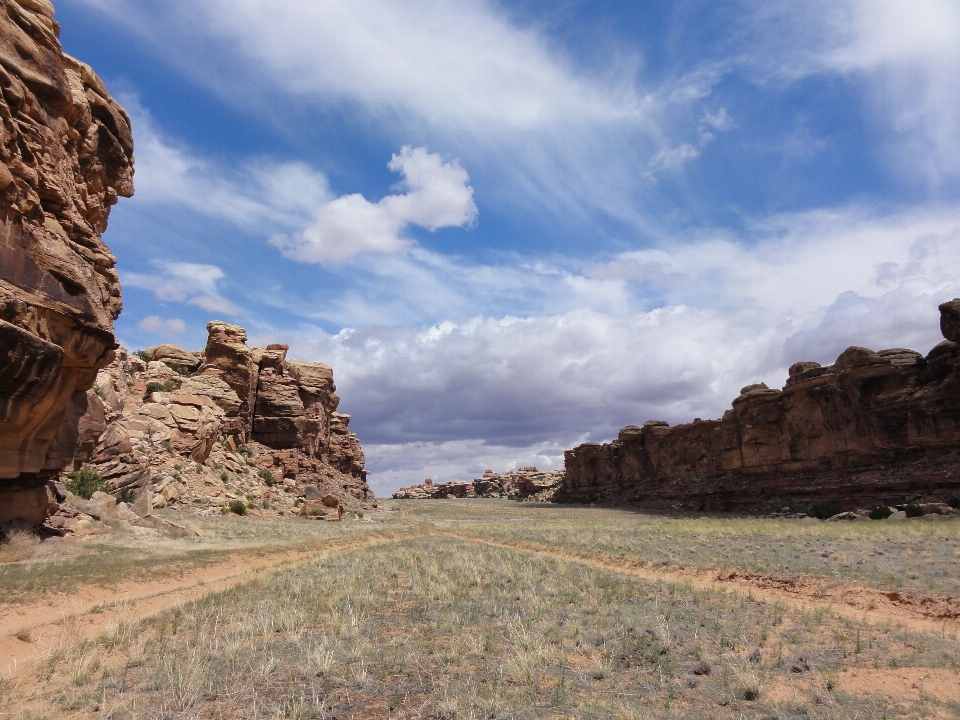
[0,0,134,530]
[68,321,372,528]
[560,300,960,511]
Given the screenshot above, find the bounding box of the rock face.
[0,0,134,531]
[560,301,960,511]
[393,467,563,502]
[67,321,372,527]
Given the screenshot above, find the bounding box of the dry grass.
[0,510,410,607]
[405,500,960,596]
[0,530,45,564]
[8,536,960,718]
[5,502,960,718]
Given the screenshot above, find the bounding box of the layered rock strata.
[393,467,563,502]
[67,321,372,529]
[560,300,960,512]
[0,0,134,531]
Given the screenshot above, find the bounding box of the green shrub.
[258,469,276,486]
[904,504,924,517]
[161,440,174,453]
[93,384,107,401]
[308,507,326,517]
[357,511,364,519]
[144,380,177,399]
[237,446,253,457]
[220,472,228,483]
[869,505,893,520]
[195,463,203,473]
[116,486,136,504]
[228,500,247,516]
[65,468,109,500]
[133,349,150,361]
[807,499,842,520]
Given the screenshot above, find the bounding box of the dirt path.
[4,515,956,682]
[426,527,960,638]
[0,534,402,677]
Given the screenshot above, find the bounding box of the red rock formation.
[560,300,960,511]
[393,467,563,502]
[70,321,373,523]
[0,0,133,531]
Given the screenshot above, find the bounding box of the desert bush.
[220,472,228,483]
[229,500,247,516]
[947,496,960,509]
[307,507,326,517]
[868,505,893,520]
[144,380,177,399]
[259,468,277,486]
[133,349,150,361]
[161,440,174,454]
[904,504,925,517]
[92,384,107,401]
[807,499,842,519]
[116,486,137,504]
[66,468,109,499]
[0,529,43,563]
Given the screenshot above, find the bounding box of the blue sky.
[58,0,960,495]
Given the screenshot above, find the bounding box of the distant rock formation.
[0,0,134,531]
[57,321,372,533]
[560,300,960,511]
[393,467,563,502]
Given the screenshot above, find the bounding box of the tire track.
[418,525,960,638]
[1,533,409,677]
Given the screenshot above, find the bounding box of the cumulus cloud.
[124,261,241,315]
[259,201,960,493]
[136,315,186,337]
[271,147,477,264]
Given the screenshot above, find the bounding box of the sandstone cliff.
[60,321,372,531]
[0,0,133,531]
[560,300,960,511]
[393,467,562,502]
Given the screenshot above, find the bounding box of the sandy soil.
[0,535,401,677]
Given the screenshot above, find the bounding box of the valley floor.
[2,501,960,718]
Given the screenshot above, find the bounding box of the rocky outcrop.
[560,300,960,512]
[0,0,134,532]
[393,467,563,502]
[68,321,373,525]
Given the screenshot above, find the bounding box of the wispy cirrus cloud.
[124,261,240,316]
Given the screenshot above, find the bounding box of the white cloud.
[271,147,477,264]
[124,261,241,316]
[741,0,960,184]
[76,0,642,131]
[136,315,186,337]
[647,107,734,175]
[646,143,701,173]
[258,201,960,494]
[122,96,330,229]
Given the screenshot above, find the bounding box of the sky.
[57,0,960,496]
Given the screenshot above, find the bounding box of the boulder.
[939,299,960,343]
